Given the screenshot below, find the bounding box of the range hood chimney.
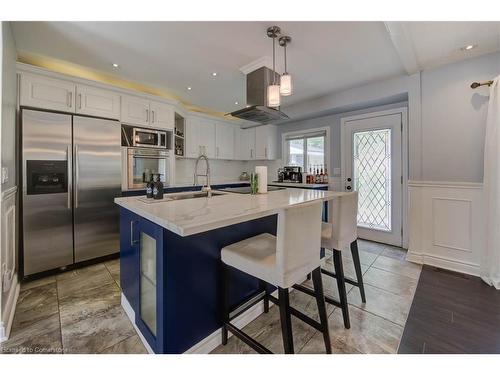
[229,66,289,124]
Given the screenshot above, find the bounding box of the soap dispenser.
[152,174,164,200]
[146,174,154,199]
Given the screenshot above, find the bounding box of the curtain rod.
[470,80,494,89]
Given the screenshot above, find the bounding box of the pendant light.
[279,36,293,96]
[267,26,281,108]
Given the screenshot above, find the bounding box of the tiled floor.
[212,240,421,354]
[0,259,147,354]
[1,240,420,354]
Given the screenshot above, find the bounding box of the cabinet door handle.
[250,149,253,159]
[78,93,82,109]
[152,110,155,123]
[67,92,72,108]
[146,109,149,123]
[265,147,268,158]
[130,221,139,246]
[216,146,219,158]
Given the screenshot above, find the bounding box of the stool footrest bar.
[226,323,273,354]
[268,295,322,331]
[229,290,266,321]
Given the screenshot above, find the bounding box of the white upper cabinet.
[185,117,200,158]
[120,95,150,127]
[215,122,235,160]
[199,120,216,159]
[121,95,174,129]
[75,84,120,119]
[149,101,175,130]
[20,73,76,112]
[241,128,256,160]
[255,124,278,160]
[185,117,217,159]
[233,127,242,160]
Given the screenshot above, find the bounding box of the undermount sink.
[168,191,226,200]
[136,191,226,204]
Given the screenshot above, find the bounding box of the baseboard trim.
[121,290,277,354]
[406,250,480,277]
[121,294,154,354]
[0,280,20,343]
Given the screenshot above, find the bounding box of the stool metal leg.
[278,287,294,354]
[350,240,366,303]
[221,263,229,345]
[333,249,350,329]
[259,280,269,313]
[311,267,332,354]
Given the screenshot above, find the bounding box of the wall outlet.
[1,167,8,184]
[333,167,341,176]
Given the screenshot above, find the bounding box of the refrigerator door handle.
[74,144,79,208]
[67,145,72,209]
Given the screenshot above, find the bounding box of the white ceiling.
[10,21,500,114]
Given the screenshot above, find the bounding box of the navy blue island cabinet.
[119,207,278,354]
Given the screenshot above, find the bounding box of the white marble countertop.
[115,188,348,237]
[268,181,329,189]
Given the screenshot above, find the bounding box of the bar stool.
[220,201,331,354]
[322,192,365,329]
[294,192,364,330]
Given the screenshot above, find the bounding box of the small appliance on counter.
[239,171,250,181]
[282,166,303,183]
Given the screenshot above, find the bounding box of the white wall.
[421,52,499,183]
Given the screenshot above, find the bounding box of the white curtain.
[482,75,500,289]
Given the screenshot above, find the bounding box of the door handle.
[216,146,219,158]
[74,145,79,208]
[152,110,155,123]
[146,109,149,123]
[345,177,352,191]
[78,93,82,109]
[130,221,139,246]
[67,92,72,108]
[265,147,268,158]
[250,149,253,159]
[67,145,72,209]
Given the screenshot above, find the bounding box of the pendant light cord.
[284,43,287,74]
[272,36,276,84]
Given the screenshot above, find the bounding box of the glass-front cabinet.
[120,208,164,353]
[140,232,157,335]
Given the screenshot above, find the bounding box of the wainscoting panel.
[407,181,485,276]
[0,187,19,342]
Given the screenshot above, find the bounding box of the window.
[284,130,327,172]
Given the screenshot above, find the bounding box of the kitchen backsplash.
[174,158,283,186]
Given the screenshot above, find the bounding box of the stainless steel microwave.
[132,127,168,148]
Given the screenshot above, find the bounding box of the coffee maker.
[282,166,303,183]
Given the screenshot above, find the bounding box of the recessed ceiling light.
[112,63,119,68]
[212,72,218,77]
[461,44,477,51]
[235,101,239,105]
[187,86,192,91]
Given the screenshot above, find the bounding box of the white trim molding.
[407,180,485,276]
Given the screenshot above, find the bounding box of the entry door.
[342,113,402,246]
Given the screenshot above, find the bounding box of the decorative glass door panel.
[353,129,392,231]
[342,112,402,246]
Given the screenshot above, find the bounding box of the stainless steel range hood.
[229,66,289,124]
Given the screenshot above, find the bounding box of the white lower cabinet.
[215,122,235,160]
[76,84,121,119]
[20,73,76,112]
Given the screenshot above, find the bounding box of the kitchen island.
[114,188,346,354]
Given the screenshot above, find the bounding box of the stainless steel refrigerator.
[21,109,121,276]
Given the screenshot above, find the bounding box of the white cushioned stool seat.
[221,233,278,287]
